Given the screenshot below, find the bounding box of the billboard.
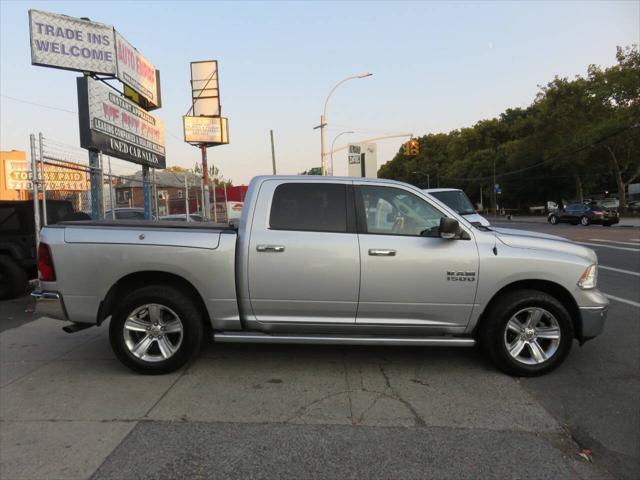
[183,116,229,144]
[191,61,220,116]
[29,10,161,109]
[4,159,88,191]
[77,76,166,168]
[29,9,117,75]
[115,31,161,109]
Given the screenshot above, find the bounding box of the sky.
[1,0,638,184]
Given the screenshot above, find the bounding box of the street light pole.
[330,131,354,176]
[317,73,372,176]
[411,171,430,189]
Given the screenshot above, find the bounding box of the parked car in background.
[0,200,75,299]
[159,213,204,222]
[424,188,490,226]
[548,203,619,226]
[529,201,559,215]
[625,201,640,213]
[104,208,154,220]
[594,198,620,210]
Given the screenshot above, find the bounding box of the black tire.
[479,289,574,377]
[0,255,28,300]
[548,215,558,225]
[109,284,204,374]
[580,216,590,226]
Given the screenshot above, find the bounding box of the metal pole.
[152,168,158,220]
[201,145,211,220]
[184,174,190,221]
[320,114,327,175]
[88,150,103,219]
[493,158,497,219]
[270,129,277,175]
[142,166,152,220]
[99,153,106,219]
[29,134,40,246]
[212,182,218,223]
[479,186,483,212]
[200,177,205,217]
[107,156,115,219]
[223,182,228,223]
[38,133,47,225]
[427,174,430,189]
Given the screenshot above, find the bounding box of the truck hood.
[494,229,597,263]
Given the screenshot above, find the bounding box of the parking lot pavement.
[1,224,637,480]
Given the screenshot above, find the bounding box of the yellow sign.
[4,159,89,191]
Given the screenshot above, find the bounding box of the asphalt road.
[491,221,640,480]
[0,223,638,480]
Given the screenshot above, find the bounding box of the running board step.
[213,332,475,347]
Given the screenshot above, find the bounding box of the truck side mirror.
[439,217,459,239]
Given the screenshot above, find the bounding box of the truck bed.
[58,220,236,231]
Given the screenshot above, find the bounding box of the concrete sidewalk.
[0,317,604,480]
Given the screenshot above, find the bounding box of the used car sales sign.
[77,76,166,168]
[29,10,161,109]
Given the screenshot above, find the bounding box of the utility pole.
[201,145,211,220]
[270,129,277,174]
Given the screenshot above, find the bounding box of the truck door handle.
[256,245,285,253]
[368,249,396,256]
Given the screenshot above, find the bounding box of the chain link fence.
[26,133,234,228]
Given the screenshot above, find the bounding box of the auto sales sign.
[77,76,166,168]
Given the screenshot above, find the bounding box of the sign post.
[183,60,229,221]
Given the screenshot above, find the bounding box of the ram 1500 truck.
[32,176,608,376]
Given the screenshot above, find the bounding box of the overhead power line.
[1,94,77,114]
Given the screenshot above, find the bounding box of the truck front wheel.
[109,285,204,374]
[479,289,574,376]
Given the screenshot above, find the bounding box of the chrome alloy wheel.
[123,304,184,362]
[503,307,561,365]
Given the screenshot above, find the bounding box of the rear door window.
[270,183,347,233]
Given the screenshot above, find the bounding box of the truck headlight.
[578,264,597,289]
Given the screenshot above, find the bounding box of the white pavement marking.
[577,241,640,252]
[599,265,640,277]
[589,239,640,246]
[603,293,640,308]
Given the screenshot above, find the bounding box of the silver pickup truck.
[33,176,608,376]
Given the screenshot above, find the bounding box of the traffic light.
[411,139,419,155]
[403,141,411,155]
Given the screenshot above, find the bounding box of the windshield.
[429,191,476,215]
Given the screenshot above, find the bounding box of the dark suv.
[548,203,619,227]
[0,200,75,299]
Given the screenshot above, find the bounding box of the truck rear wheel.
[0,255,28,300]
[109,284,204,374]
[479,289,573,376]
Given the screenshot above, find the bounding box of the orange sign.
[4,159,89,191]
